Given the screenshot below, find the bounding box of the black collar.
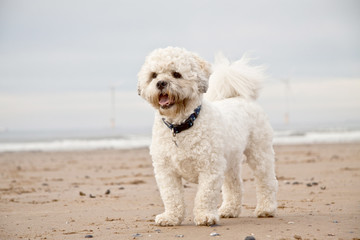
[162,105,201,136]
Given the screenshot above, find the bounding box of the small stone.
[175,234,184,238]
[292,181,300,185]
[79,191,86,196]
[132,233,142,237]
[327,233,335,236]
[293,234,302,239]
[210,224,220,227]
[306,183,312,187]
[105,189,111,195]
[320,186,326,190]
[312,182,318,186]
[154,229,161,233]
[244,236,256,240]
[89,194,96,198]
[84,235,93,238]
[119,187,125,190]
[333,220,338,223]
[210,232,220,236]
[287,221,295,224]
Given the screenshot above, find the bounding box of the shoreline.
[1,129,360,152]
[1,141,359,153]
[0,143,359,239]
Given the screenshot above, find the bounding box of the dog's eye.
[151,72,158,79]
[172,72,182,79]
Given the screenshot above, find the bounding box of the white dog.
[137,47,278,226]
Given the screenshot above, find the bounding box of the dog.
[137,47,278,226]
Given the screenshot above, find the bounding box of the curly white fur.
[205,52,264,101]
[138,47,278,226]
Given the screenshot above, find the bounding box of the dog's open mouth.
[159,93,175,109]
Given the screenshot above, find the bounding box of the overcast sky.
[0,0,359,133]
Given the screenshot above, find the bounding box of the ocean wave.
[0,136,151,152]
[273,130,360,145]
[0,130,359,152]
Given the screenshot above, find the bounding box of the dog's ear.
[137,64,148,97]
[137,73,142,96]
[198,77,209,94]
[194,55,212,93]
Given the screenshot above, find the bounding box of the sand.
[0,143,359,240]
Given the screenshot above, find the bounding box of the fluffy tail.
[205,53,265,101]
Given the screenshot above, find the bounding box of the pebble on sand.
[293,234,302,239]
[210,232,220,236]
[307,182,319,187]
[244,236,256,240]
[84,235,93,238]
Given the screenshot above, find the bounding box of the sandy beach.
[0,143,359,240]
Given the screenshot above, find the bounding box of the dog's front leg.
[193,172,223,226]
[153,163,185,226]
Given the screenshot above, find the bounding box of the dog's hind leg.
[245,129,278,217]
[218,154,243,218]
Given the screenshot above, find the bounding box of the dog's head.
[137,47,211,118]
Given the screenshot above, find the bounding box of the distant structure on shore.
[282,78,291,126]
[110,86,116,129]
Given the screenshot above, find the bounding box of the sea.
[0,127,359,152]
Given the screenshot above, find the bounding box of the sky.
[0,0,359,133]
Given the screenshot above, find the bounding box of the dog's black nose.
[156,81,168,90]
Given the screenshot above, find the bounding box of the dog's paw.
[194,212,219,226]
[155,212,182,226]
[255,203,277,218]
[218,205,241,218]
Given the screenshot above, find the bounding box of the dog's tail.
[205,53,265,101]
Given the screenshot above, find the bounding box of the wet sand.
[0,143,359,240]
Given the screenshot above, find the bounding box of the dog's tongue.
[159,94,170,106]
